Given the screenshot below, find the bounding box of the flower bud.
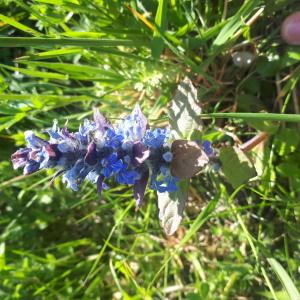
[281,12,300,45]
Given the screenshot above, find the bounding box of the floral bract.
[11,105,178,205]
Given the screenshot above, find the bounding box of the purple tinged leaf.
[84,142,97,165]
[132,141,150,166]
[134,169,149,206]
[170,140,209,179]
[93,107,109,134]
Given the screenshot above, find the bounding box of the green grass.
[1,0,300,299]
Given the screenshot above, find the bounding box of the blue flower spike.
[11,104,213,205]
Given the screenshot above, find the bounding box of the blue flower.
[116,168,140,185]
[86,172,109,193]
[162,151,173,162]
[202,140,214,156]
[12,132,59,174]
[150,166,178,193]
[25,131,48,149]
[143,128,170,149]
[24,160,40,175]
[11,105,184,201]
[38,144,60,169]
[104,128,123,149]
[116,104,148,141]
[62,159,91,191]
[102,153,124,178]
[75,119,96,145]
[46,120,63,141]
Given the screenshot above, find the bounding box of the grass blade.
[200,112,300,123]
[0,63,68,80]
[0,13,41,36]
[212,0,261,48]
[17,61,124,80]
[267,258,300,300]
[152,0,168,58]
[0,37,149,48]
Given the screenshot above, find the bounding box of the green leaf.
[274,128,300,156]
[247,120,279,134]
[157,180,189,235]
[276,162,300,178]
[151,0,168,58]
[160,77,203,235]
[267,258,300,300]
[287,48,300,60]
[169,77,202,139]
[220,146,257,189]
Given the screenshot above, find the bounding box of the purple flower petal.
[84,142,97,165]
[61,127,75,139]
[11,148,31,169]
[96,174,105,194]
[132,141,150,166]
[44,144,59,159]
[28,150,39,161]
[132,104,148,139]
[93,107,110,134]
[134,169,149,206]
